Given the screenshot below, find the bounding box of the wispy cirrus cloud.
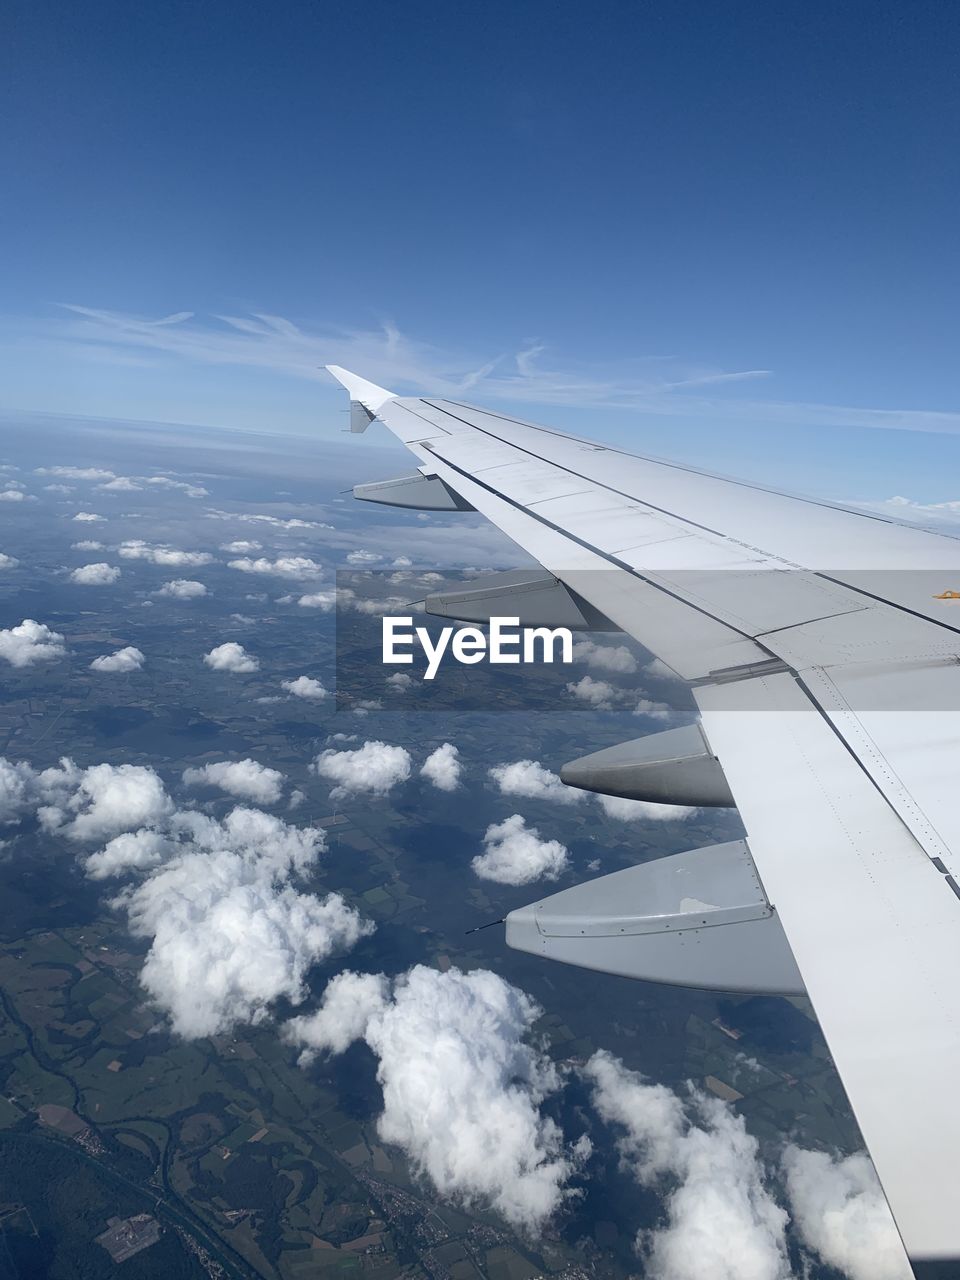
[21,304,960,435]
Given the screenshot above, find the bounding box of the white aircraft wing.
[329,365,960,1277]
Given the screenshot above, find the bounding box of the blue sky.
[3,0,960,502]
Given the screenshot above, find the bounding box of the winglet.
[325,365,396,414]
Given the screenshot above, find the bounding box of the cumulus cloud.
[45,483,74,493]
[71,539,104,550]
[1,762,372,1038]
[90,646,145,673]
[0,759,37,823]
[182,759,285,805]
[0,489,26,502]
[421,743,461,791]
[296,591,337,610]
[118,540,214,566]
[109,807,371,1038]
[489,759,579,805]
[286,965,587,1232]
[70,562,121,585]
[0,619,68,667]
[85,828,173,880]
[566,675,620,709]
[0,552,19,569]
[98,476,142,491]
[586,1050,789,1280]
[73,511,105,522]
[155,579,207,599]
[227,556,324,580]
[285,970,390,1060]
[571,639,638,674]
[312,740,411,800]
[203,642,259,673]
[281,675,328,701]
[596,794,696,822]
[220,540,262,553]
[583,1051,910,1280]
[472,814,569,885]
[634,697,674,721]
[385,672,413,693]
[782,1147,911,1280]
[37,760,174,842]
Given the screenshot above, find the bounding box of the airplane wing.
[328,364,960,1277]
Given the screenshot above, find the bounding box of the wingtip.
[324,365,396,412]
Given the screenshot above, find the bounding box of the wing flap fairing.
[559,723,734,807]
[505,839,804,993]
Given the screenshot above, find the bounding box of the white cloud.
[90,646,145,673]
[286,965,587,1232]
[596,794,696,822]
[145,475,208,498]
[0,489,25,502]
[296,591,337,610]
[566,675,619,709]
[285,970,390,1060]
[586,1050,790,1280]
[1,763,371,1039]
[385,672,413,693]
[73,511,105,522]
[154,579,207,599]
[204,642,259,673]
[118,540,214,567]
[227,556,324,580]
[38,760,173,842]
[782,1147,911,1280]
[37,466,115,481]
[0,553,19,569]
[182,759,285,806]
[421,743,461,792]
[346,549,382,564]
[852,494,960,527]
[489,759,580,805]
[220,539,262,553]
[634,697,674,721]
[312,740,411,800]
[98,476,142,491]
[85,828,173,879]
[70,562,120,585]
[281,675,328,701]
[0,619,68,667]
[44,483,74,493]
[205,508,331,530]
[571,639,638,674]
[472,814,569,885]
[109,807,371,1038]
[71,539,104,550]
[0,758,37,823]
[53,306,960,438]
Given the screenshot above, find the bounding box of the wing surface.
[328,366,960,1273]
